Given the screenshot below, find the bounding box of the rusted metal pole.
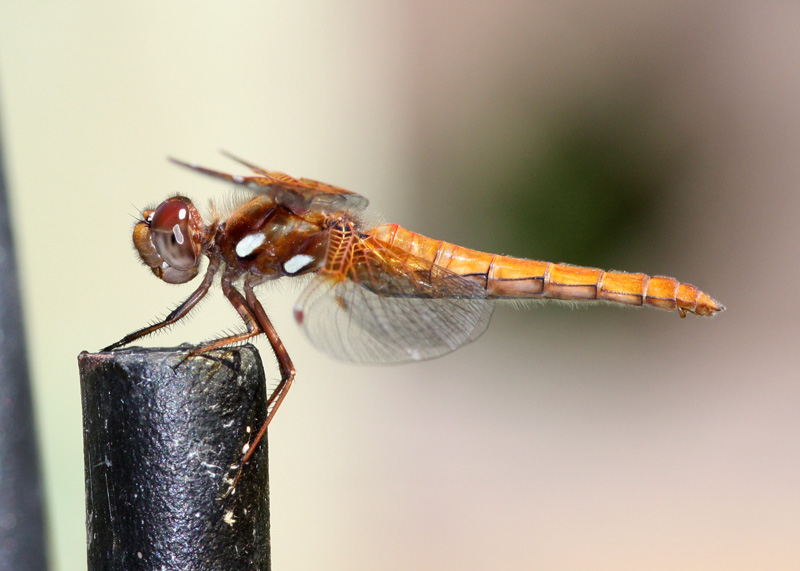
[78,345,270,571]
[0,106,48,571]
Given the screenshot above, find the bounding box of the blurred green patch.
[499,119,659,266]
[451,94,688,269]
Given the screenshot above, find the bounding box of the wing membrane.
[169,153,369,213]
[294,233,493,363]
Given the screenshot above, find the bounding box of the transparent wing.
[293,233,494,364]
[169,153,369,213]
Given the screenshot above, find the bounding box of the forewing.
[169,154,369,213]
[294,237,494,364]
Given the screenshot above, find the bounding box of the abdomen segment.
[370,224,725,317]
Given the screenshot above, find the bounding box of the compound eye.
[150,200,197,270]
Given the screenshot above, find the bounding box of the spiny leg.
[188,273,265,353]
[102,260,220,351]
[159,271,267,375]
[226,279,296,494]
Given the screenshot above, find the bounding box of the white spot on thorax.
[284,254,314,274]
[178,208,187,220]
[235,233,266,257]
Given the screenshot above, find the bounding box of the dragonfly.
[104,152,725,475]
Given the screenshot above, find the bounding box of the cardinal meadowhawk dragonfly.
[104,152,724,473]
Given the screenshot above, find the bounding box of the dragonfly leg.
[102,259,220,351]
[185,272,264,353]
[198,274,295,493]
[223,279,296,494]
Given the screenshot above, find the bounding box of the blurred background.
[0,1,797,569]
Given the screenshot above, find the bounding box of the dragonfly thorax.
[218,195,329,279]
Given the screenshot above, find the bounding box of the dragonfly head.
[134,196,206,284]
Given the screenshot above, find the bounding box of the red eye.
[150,200,198,270]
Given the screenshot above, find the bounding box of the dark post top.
[79,345,270,571]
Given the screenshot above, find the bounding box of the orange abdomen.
[370,224,724,317]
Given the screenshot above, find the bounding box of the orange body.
[106,154,725,487]
[370,224,724,317]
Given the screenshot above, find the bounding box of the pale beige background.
[0,2,798,570]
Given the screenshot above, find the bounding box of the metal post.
[78,345,270,570]
[0,104,48,571]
